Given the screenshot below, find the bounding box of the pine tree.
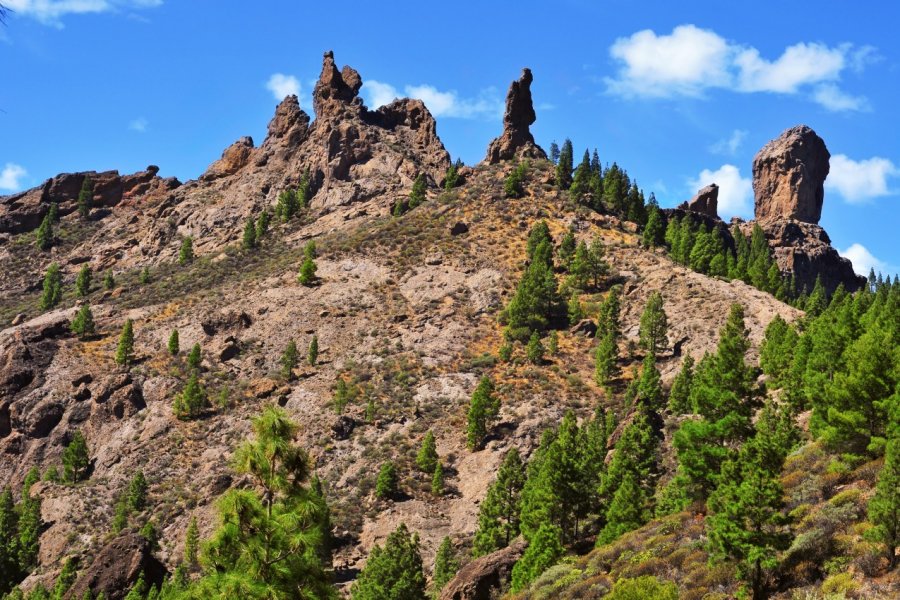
[569,149,592,201]
[759,315,797,388]
[255,211,270,240]
[504,162,527,199]
[75,265,91,297]
[114,319,135,366]
[431,537,458,598]
[333,378,355,414]
[173,373,207,420]
[62,431,89,484]
[308,335,319,366]
[430,462,444,497]
[304,240,317,260]
[706,425,791,600]
[276,189,299,222]
[184,517,199,568]
[178,237,194,265]
[70,304,95,340]
[567,290,584,325]
[443,160,462,190]
[525,331,544,364]
[636,353,663,410]
[558,229,576,268]
[555,139,573,189]
[242,217,257,250]
[416,431,439,473]
[597,471,648,545]
[191,406,333,599]
[103,270,115,290]
[408,173,427,209]
[187,342,202,371]
[547,330,559,356]
[77,177,93,219]
[586,237,609,290]
[280,340,298,380]
[667,355,695,414]
[642,195,665,248]
[638,291,669,355]
[473,448,526,556]
[167,329,179,356]
[0,487,20,595]
[139,266,151,284]
[52,557,78,600]
[351,523,426,600]
[510,522,564,592]
[36,213,53,250]
[869,437,900,569]
[111,496,129,534]
[40,263,63,311]
[549,141,560,164]
[376,461,399,500]
[298,256,317,286]
[17,476,42,576]
[597,285,621,337]
[127,470,148,512]
[594,330,617,390]
[466,377,500,450]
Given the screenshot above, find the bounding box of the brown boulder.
[65,532,166,600]
[440,539,526,600]
[485,68,547,164]
[753,125,830,224]
[202,136,255,180]
[678,183,719,219]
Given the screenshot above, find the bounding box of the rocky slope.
[0,53,869,599]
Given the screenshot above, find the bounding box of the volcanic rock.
[202,136,255,180]
[679,183,719,219]
[440,538,526,600]
[485,68,547,164]
[65,532,166,600]
[753,125,829,224]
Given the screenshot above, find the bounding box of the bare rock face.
[440,539,526,600]
[65,532,166,600]
[201,136,255,180]
[485,68,547,164]
[753,125,829,224]
[679,183,719,219]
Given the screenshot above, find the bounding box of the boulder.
[484,68,547,164]
[202,136,255,180]
[65,532,166,600]
[753,125,829,224]
[679,183,719,219]
[569,319,598,337]
[440,539,527,600]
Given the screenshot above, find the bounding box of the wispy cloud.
[839,243,895,277]
[128,117,148,132]
[363,80,502,119]
[605,24,873,112]
[710,129,748,156]
[688,163,753,219]
[0,163,28,191]
[826,154,899,203]
[265,73,301,102]
[5,0,163,27]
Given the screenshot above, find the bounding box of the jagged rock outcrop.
[749,125,862,294]
[201,136,255,180]
[485,68,547,164]
[753,125,829,224]
[678,183,719,219]
[440,539,527,600]
[0,166,180,235]
[65,532,166,600]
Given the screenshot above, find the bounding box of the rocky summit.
[0,48,897,600]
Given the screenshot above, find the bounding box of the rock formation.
[678,183,719,219]
[753,125,829,224]
[65,532,166,600]
[440,539,527,600]
[485,68,547,164]
[749,125,862,294]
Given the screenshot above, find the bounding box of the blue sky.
[2,1,898,277]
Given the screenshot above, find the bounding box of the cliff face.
[750,125,862,295]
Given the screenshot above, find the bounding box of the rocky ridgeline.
[673,125,862,295]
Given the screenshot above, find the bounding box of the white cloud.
[0,163,27,191]
[840,243,888,276]
[128,117,148,132]
[710,129,747,156]
[826,154,899,203]
[688,164,753,219]
[5,0,162,27]
[605,25,871,111]
[363,80,502,119]
[265,73,300,102]
[362,80,400,109]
